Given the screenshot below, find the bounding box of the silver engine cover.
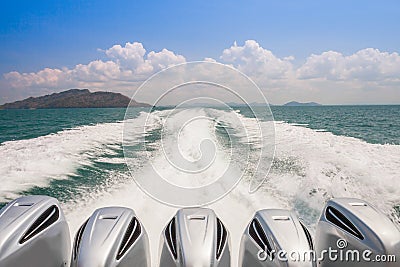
[0,195,71,267]
[159,207,231,267]
[316,198,400,266]
[239,209,316,267]
[71,206,150,267]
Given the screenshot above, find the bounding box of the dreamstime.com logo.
[257,238,397,263]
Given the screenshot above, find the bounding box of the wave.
[271,122,400,225]
[0,107,399,267]
[0,111,155,202]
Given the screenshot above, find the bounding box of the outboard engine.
[159,207,231,267]
[71,206,150,267]
[0,195,71,267]
[316,198,400,266]
[239,209,315,267]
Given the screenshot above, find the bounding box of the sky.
[0,0,399,105]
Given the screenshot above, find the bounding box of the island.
[283,101,322,106]
[0,89,150,109]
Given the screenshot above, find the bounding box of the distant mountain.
[0,89,150,109]
[178,102,273,108]
[283,101,322,106]
[228,102,270,107]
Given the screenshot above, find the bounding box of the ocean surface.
[0,105,399,266]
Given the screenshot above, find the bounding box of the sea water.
[0,105,399,266]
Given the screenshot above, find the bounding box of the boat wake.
[0,107,399,266]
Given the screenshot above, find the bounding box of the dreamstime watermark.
[122,61,275,207]
[257,239,397,263]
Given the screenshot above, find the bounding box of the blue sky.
[1,0,399,104]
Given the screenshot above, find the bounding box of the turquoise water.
[270,105,400,145]
[1,105,399,144]
[0,107,148,206]
[0,108,127,143]
[0,105,399,227]
[234,105,400,145]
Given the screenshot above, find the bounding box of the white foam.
[2,107,399,266]
[63,109,400,266]
[149,108,234,187]
[270,122,400,227]
[63,108,279,266]
[63,165,282,267]
[0,111,154,202]
[94,157,126,164]
[289,123,309,126]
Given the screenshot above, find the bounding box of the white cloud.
[72,60,123,82]
[220,40,294,79]
[105,42,146,70]
[138,48,186,74]
[1,40,400,104]
[3,42,186,93]
[104,42,185,75]
[297,48,400,81]
[203,57,217,63]
[4,68,67,88]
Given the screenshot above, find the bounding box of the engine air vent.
[188,215,206,220]
[349,202,367,207]
[116,217,141,260]
[73,218,89,260]
[99,215,118,220]
[19,205,59,244]
[14,202,34,207]
[249,219,274,258]
[300,221,314,250]
[325,206,364,240]
[165,217,178,259]
[216,218,227,259]
[272,215,290,221]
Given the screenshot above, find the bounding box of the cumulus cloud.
[104,42,185,75]
[4,68,67,88]
[73,60,123,82]
[220,40,294,79]
[3,42,186,93]
[1,40,400,104]
[203,57,217,63]
[297,48,400,81]
[217,41,399,103]
[105,42,146,70]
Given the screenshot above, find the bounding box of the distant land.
[0,89,150,109]
[179,102,269,107]
[283,101,322,106]
[178,101,322,107]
